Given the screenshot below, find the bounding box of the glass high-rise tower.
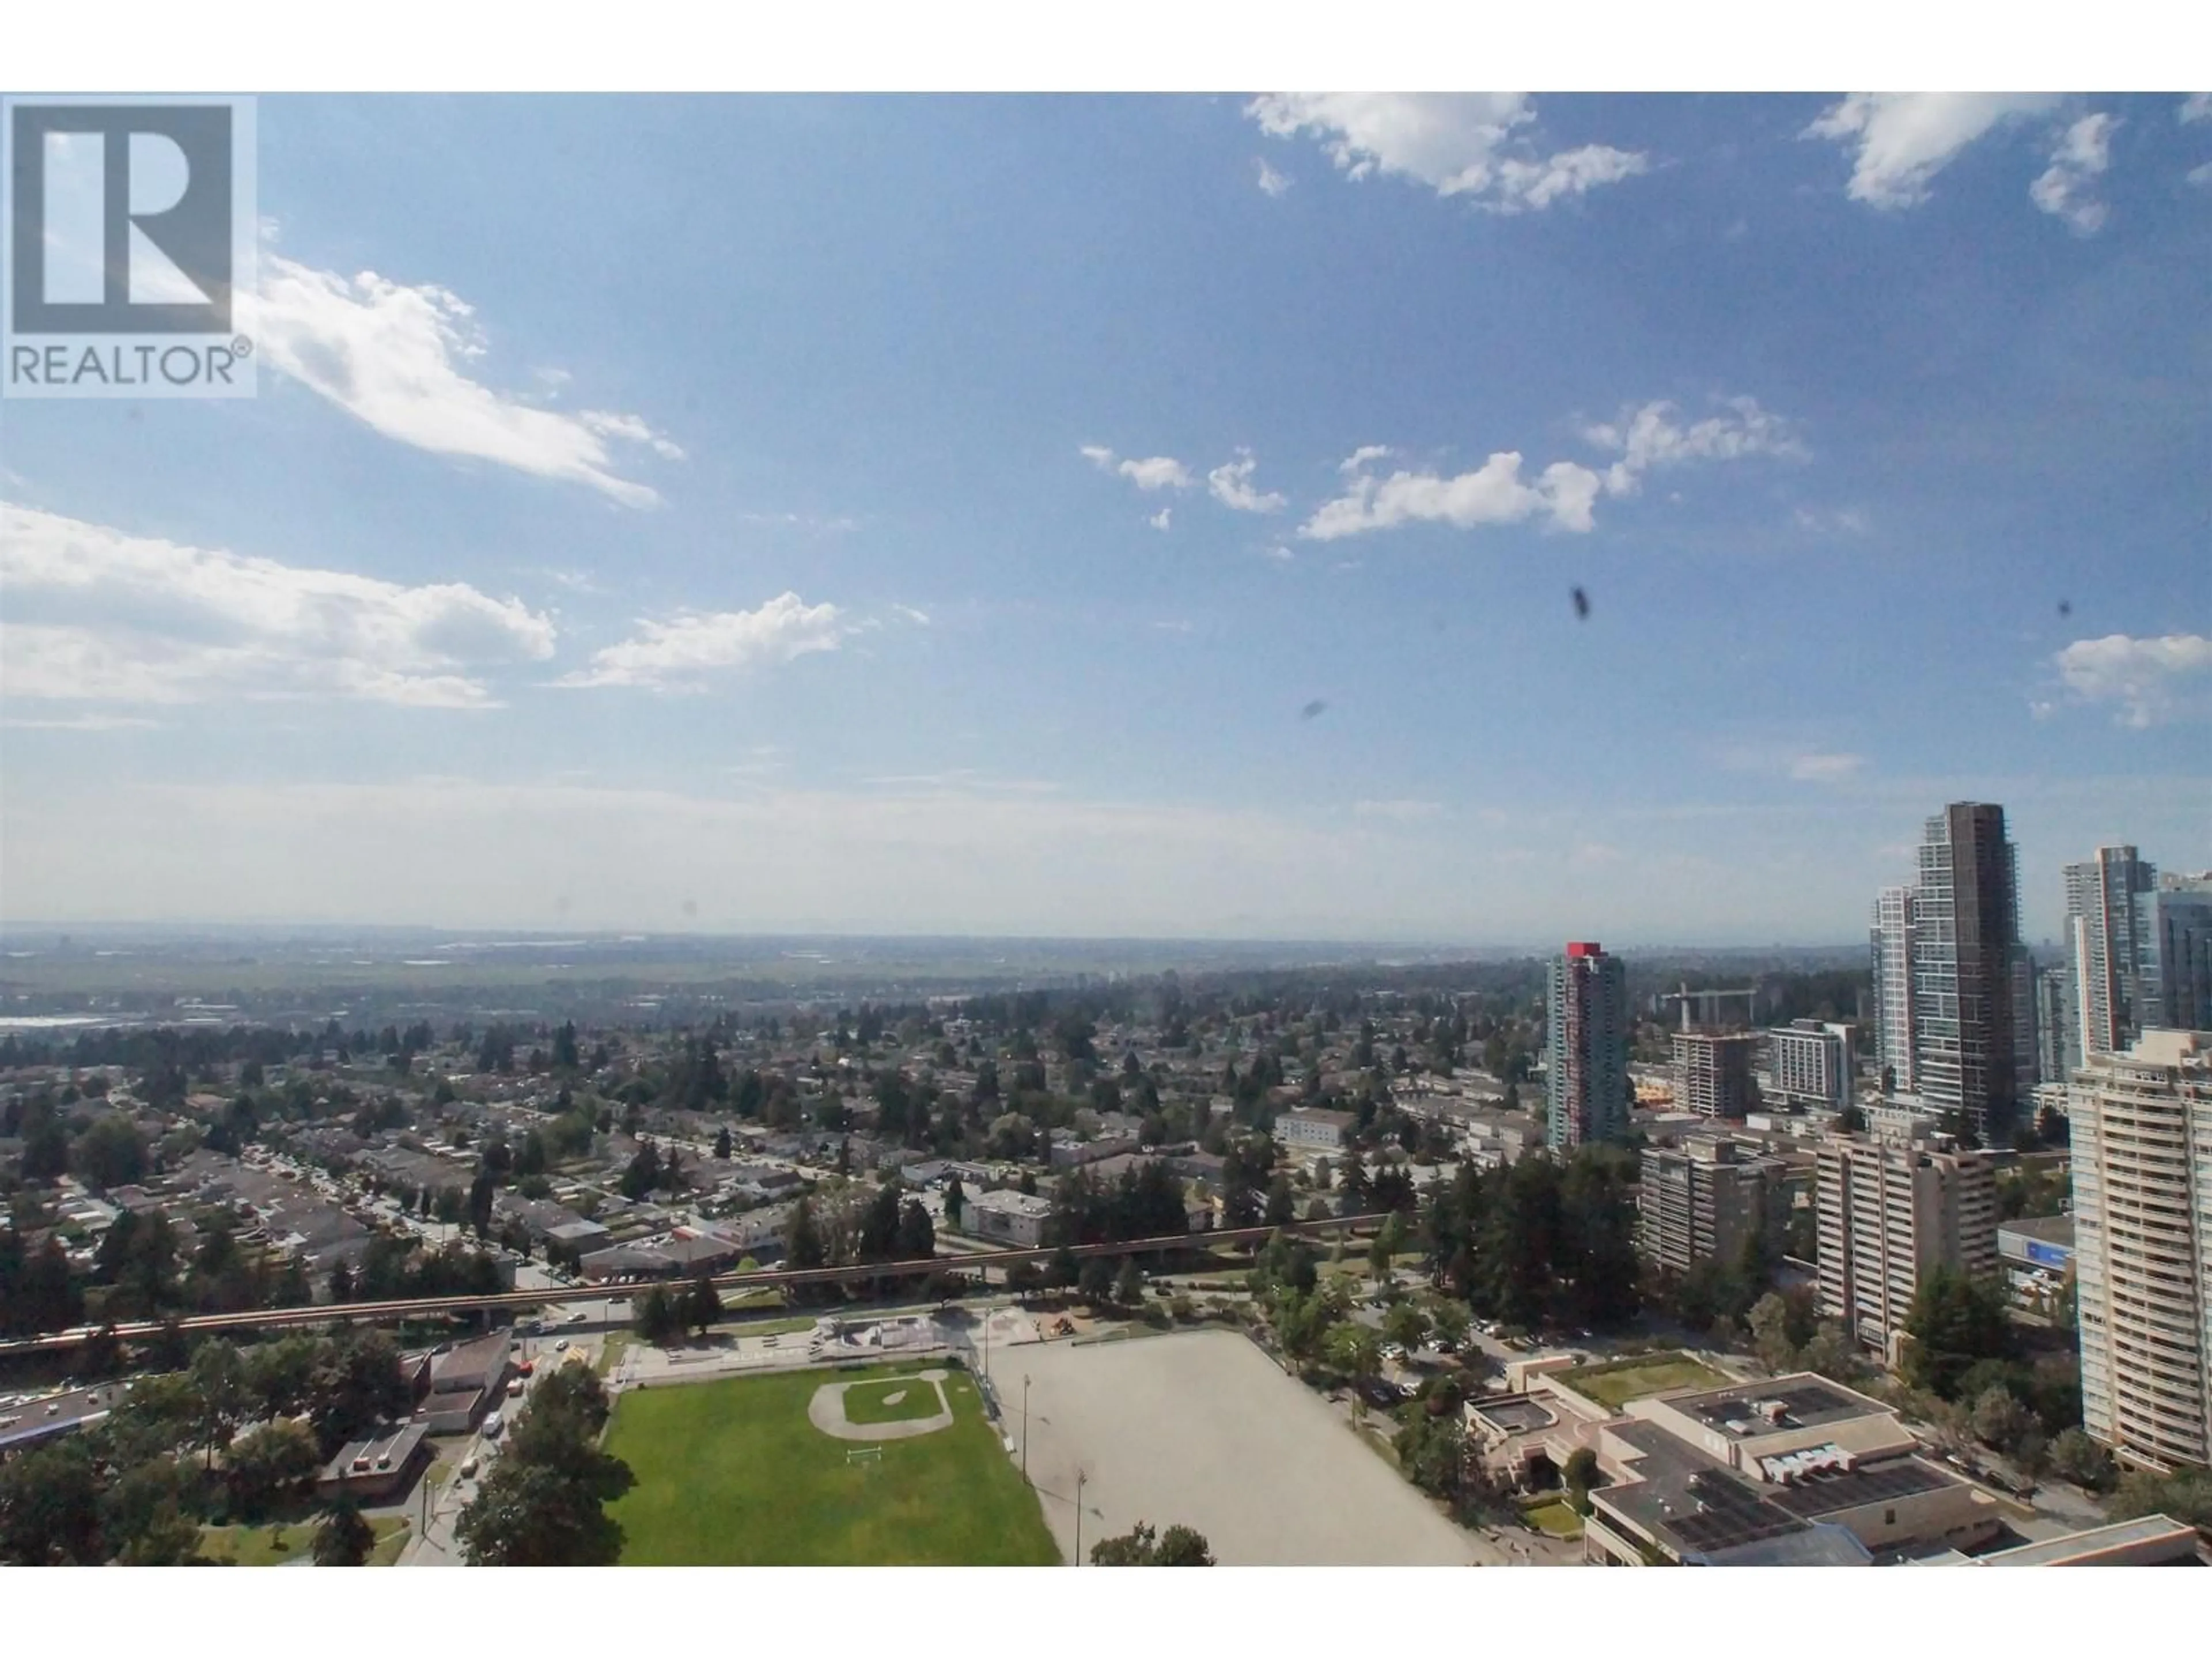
[1912,803,2022,1145]
[1546,941,1630,1150]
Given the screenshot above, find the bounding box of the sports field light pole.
[1021,1373,1031,1481]
[1074,1468,1086,1566]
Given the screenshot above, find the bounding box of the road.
[397,1324,608,1566]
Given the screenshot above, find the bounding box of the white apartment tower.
[2063,845,2159,1067]
[2147,874,2212,1033]
[1768,1019,1853,1112]
[1872,886,1919,1093]
[2070,1029,2212,1473]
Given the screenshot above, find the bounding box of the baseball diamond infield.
[809,1369,956,1438]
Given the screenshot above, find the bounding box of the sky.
[3,90,2209,945]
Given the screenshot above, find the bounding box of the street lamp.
[1021,1373,1031,1482]
[1074,1468,1086,1566]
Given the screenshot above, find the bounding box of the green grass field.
[604,1363,1059,1565]
[198,1517,410,1566]
[1521,1499,1585,1539]
[839,1377,946,1425]
[1554,1353,1732,1410]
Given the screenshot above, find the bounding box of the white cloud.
[1794,505,1870,535]
[1151,619,1193,634]
[555,593,847,692]
[1802,92,2062,208]
[737,510,861,533]
[1353,798,1445,823]
[1080,444,1194,492]
[1207,450,1287,514]
[1584,397,1807,497]
[1788,752,1866,783]
[1255,156,1293,197]
[2054,633,2212,728]
[892,604,931,626]
[1339,445,1393,474]
[2181,93,2211,123]
[2030,113,2119,233]
[1301,449,1603,540]
[1,713,161,732]
[2191,162,2212,189]
[1246,93,1647,213]
[1149,507,1173,532]
[248,257,677,506]
[578,408,687,461]
[1263,544,1296,563]
[0,502,554,709]
[1302,395,1799,543]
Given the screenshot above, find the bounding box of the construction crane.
[1660,982,1760,1032]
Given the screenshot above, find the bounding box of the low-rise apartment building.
[964,1188,1054,1249]
[1274,1107,1353,1154]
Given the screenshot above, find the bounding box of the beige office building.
[1673,1030,1761,1120]
[1638,1137,1782,1277]
[1815,1127,1998,1362]
[2069,1029,2212,1472]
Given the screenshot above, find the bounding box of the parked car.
[480,1411,505,1440]
[459,1456,479,1479]
[506,1378,525,1397]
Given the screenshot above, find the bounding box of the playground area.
[1011,1327,1486,1566]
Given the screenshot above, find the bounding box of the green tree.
[1078,1256,1115,1304]
[2108,1466,2212,1532]
[1563,1445,1600,1516]
[1113,1256,1145,1308]
[1900,1267,2014,1400]
[1969,1385,2039,1457]
[683,1274,722,1337]
[2046,1428,2118,1494]
[1090,1520,1215,1565]
[457,1365,634,1566]
[101,1456,204,1566]
[308,1331,411,1457]
[313,1494,376,1566]
[944,1176,966,1229]
[1748,1291,1800,1373]
[225,1419,322,1520]
[188,1339,248,1470]
[73,1112,149,1191]
[0,1438,105,1565]
[1798,1321,1864,1384]
[1324,1320,1382,1383]
[635,1285,683,1346]
[1429,1300,1472,1353]
[1382,1300,1431,1354]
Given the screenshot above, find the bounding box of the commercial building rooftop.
[1676,1377,1885,1438]
[1763,1456,1952,1520]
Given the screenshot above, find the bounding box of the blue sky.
[3,91,2208,943]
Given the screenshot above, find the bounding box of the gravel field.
[1009,1327,1493,1566]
